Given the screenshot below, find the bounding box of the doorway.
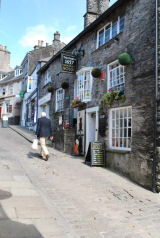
[86,107,99,154]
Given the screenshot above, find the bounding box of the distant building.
[0,66,23,124]
[20,32,65,127]
[0,44,12,73]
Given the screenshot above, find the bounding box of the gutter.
[153,0,158,193]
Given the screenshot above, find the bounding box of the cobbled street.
[0,127,160,238]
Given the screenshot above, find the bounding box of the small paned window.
[9,85,13,95]
[108,61,125,92]
[105,24,111,43]
[110,107,132,150]
[112,21,118,38]
[97,16,125,48]
[98,29,104,47]
[56,88,64,112]
[15,69,22,77]
[120,16,125,33]
[6,102,12,113]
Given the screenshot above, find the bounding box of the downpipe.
[152,0,158,193]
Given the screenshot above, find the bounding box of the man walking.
[36,112,53,161]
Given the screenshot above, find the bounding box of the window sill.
[92,32,123,54]
[106,148,131,154]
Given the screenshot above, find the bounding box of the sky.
[0,0,117,69]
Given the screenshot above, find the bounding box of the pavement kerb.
[9,125,34,143]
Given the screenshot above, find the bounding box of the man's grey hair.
[41,112,46,117]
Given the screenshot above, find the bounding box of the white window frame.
[15,69,22,77]
[109,106,132,151]
[76,67,93,102]
[56,88,65,112]
[44,71,51,86]
[9,85,14,95]
[6,101,10,113]
[96,16,125,49]
[107,60,125,92]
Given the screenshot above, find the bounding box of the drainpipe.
[152,0,158,193]
[36,62,39,123]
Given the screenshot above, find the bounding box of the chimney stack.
[84,0,109,28]
[53,31,60,42]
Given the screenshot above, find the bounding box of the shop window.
[109,107,132,150]
[75,68,93,102]
[97,16,125,48]
[56,88,64,112]
[108,60,125,92]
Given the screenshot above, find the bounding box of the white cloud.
[19,24,55,48]
[61,34,77,44]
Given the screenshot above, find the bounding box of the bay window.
[75,68,93,102]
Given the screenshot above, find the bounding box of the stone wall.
[39,0,156,190]
[64,129,76,154]
[77,0,155,190]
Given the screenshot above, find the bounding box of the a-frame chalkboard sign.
[85,141,105,167]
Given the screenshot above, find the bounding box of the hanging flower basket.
[91,68,101,78]
[61,82,69,89]
[71,97,86,108]
[47,86,54,93]
[118,53,131,66]
[72,102,86,108]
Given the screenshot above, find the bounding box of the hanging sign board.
[85,141,105,166]
[61,53,77,73]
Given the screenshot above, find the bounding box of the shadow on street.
[0,189,44,238]
[27,152,44,161]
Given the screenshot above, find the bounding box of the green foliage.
[102,89,126,108]
[118,53,131,66]
[61,82,69,89]
[47,86,54,93]
[91,68,101,78]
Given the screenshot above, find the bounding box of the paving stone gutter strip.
[9,126,34,143]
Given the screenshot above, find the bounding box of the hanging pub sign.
[61,52,77,73]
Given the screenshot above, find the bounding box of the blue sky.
[0,0,117,69]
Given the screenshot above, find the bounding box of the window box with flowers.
[63,122,70,129]
[102,89,126,108]
[71,97,86,108]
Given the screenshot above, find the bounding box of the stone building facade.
[38,0,157,191]
[0,66,23,124]
[20,32,65,126]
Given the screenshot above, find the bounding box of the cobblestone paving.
[0,127,160,238]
